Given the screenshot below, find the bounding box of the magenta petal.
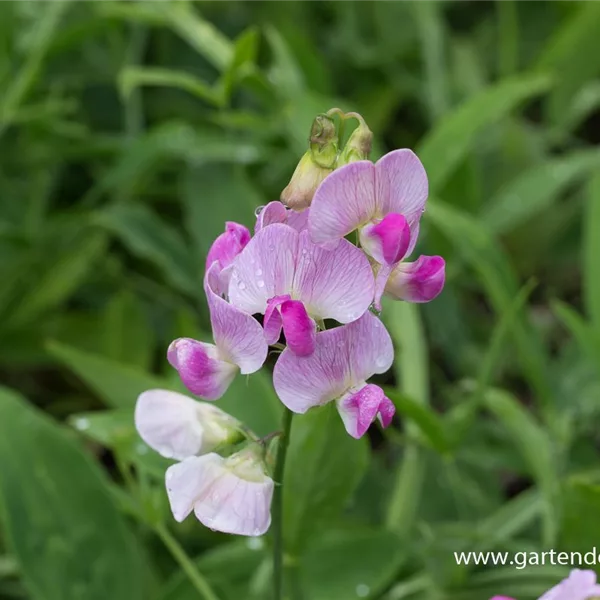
[377,395,395,428]
[255,201,288,232]
[206,222,251,272]
[205,264,268,374]
[168,338,237,400]
[280,300,316,356]
[360,213,411,265]
[375,149,428,221]
[264,295,290,345]
[385,255,445,303]
[336,384,385,439]
[309,160,377,244]
[489,597,515,600]
[293,230,375,323]
[273,312,393,414]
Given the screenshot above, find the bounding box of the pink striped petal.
[293,230,374,323]
[385,255,445,303]
[206,222,251,272]
[255,201,309,233]
[359,213,411,265]
[336,384,394,439]
[205,264,268,374]
[273,312,393,414]
[309,160,377,244]
[280,300,316,356]
[228,224,297,315]
[264,295,290,345]
[286,208,310,232]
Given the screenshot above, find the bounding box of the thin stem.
[272,407,294,600]
[155,524,220,600]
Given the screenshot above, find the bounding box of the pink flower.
[228,223,375,354]
[165,448,274,536]
[309,149,445,308]
[168,263,268,399]
[538,569,600,600]
[273,311,395,438]
[255,201,309,233]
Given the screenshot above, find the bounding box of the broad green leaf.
[418,73,551,193]
[483,149,600,234]
[584,173,600,334]
[47,340,172,408]
[484,388,559,546]
[283,404,369,553]
[95,204,198,296]
[0,387,144,600]
[536,2,600,125]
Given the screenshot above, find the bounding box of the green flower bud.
[337,112,373,166]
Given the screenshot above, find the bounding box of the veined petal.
[385,255,445,303]
[273,312,393,413]
[359,213,411,266]
[309,160,377,244]
[255,201,288,232]
[280,300,316,356]
[135,389,239,459]
[336,384,394,439]
[293,230,374,323]
[286,208,310,232]
[264,295,290,345]
[373,264,393,312]
[375,149,428,221]
[206,222,251,273]
[205,263,268,374]
[167,338,237,400]
[228,224,298,315]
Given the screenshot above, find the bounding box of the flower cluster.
[135,111,445,536]
[491,569,600,600]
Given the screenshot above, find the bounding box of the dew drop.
[356,583,370,597]
[238,281,246,290]
[255,268,263,277]
[252,528,261,536]
[254,205,265,217]
[74,418,89,431]
[257,280,265,288]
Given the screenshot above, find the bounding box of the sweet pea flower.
[168,262,268,399]
[166,447,274,536]
[228,223,375,356]
[273,311,395,438]
[309,149,445,308]
[255,201,309,234]
[135,389,241,460]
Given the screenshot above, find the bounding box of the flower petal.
[539,569,600,600]
[135,389,205,459]
[254,201,288,232]
[359,213,411,265]
[273,312,393,413]
[375,149,428,221]
[281,300,316,356]
[286,208,310,232]
[309,160,377,244]
[264,295,290,345]
[167,338,237,400]
[206,222,251,272]
[385,255,445,303]
[228,223,298,315]
[336,384,393,439]
[206,263,268,374]
[377,395,396,427]
[293,230,375,323]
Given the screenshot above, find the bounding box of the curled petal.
[168,338,237,400]
[336,384,394,439]
[359,213,411,266]
[255,201,288,232]
[206,222,251,273]
[309,160,377,244]
[273,312,393,414]
[293,230,374,323]
[263,295,290,345]
[539,569,600,600]
[205,263,268,374]
[165,452,274,535]
[280,300,316,356]
[385,255,445,303]
[135,389,238,459]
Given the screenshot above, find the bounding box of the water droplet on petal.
[252,527,261,536]
[238,281,246,290]
[356,584,370,597]
[257,280,265,288]
[255,268,263,277]
[255,205,265,217]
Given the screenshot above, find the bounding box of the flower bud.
[281,114,338,210]
[337,112,373,166]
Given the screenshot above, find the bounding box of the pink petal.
[375,149,428,222]
[254,201,288,232]
[286,207,310,232]
[228,223,298,315]
[206,222,251,272]
[336,384,393,439]
[205,263,268,374]
[167,338,237,400]
[309,160,377,244]
[273,312,394,414]
[373,264,393,312]
[359,213,411,265]
[489,597,515,600]
[263,294,290,345]
[539,569,600,600]
[280,300,316,356]
[385,255,445,303]
[293,230,375,323]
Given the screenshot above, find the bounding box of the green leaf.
[417,73,551,193]
[47,340,172,408]
[560,479,600,552]
[584,173,600,334]
[265,26,305,98]
[0,386,144,600]
[551,300,600,366]
[483,149,600,234]
[95,204,198,296]
[283,404,369,553]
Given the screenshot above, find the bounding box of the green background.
[1,1,600,599]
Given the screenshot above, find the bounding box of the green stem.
[155,523,220,600]
[272,407,294,600]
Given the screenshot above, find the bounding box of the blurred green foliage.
[1,1,600,599]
